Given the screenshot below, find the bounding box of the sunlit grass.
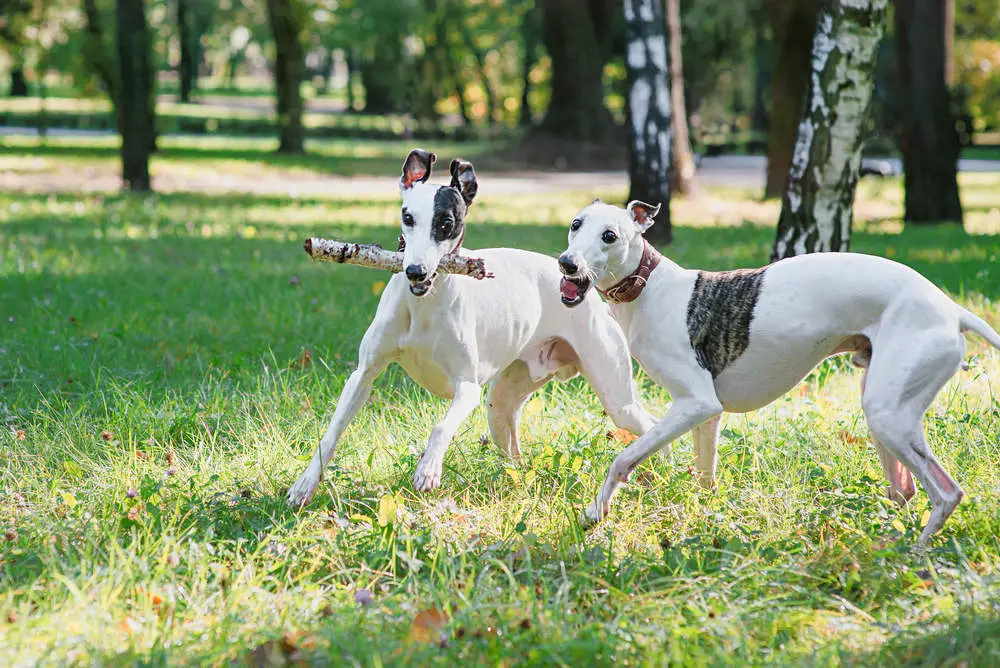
[1,153,1000,664]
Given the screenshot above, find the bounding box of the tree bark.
[771,0,887,261]
[894,0,962,225]
[519,5,540,127]
[116,0,154,192]
[764,0,821,198]
[177,0,194,102]
[9,66,28,96]
[265,0,305,153]
[624,0,673,245]
[537,0,616,141]
[665,0,696,197]
[83,0,124,135]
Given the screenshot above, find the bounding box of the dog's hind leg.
[486,360,551,463]
[287,291,407,507]
[413,380,482,492]
[862,327,966,545]
[692,414,722,490]
[859,363,915,505]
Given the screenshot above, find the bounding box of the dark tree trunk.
[10,66,28,96]
[665,0,696,197]
[265,0,305,153]
[895,0,962,224]
[537,0,616,141]
[83,0,124,135]
[764,0,821,198]
[360,48,403,114]
[116,0,154,192]
[177,0,194,102]
[624,0,673,245]
[345,48,356,111]
[771,0,887,260]
[519,5,539,127]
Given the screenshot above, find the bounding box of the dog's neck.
[597,235,673,304]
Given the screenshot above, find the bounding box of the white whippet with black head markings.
[286,151,657,506]
[558,199,1000,545]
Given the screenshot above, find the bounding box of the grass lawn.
[2,147,1000,665]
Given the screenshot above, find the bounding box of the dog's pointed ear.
[592,197,602,204]
[627,200,661,233]
[400,149,436,190]
[450,158,478,206]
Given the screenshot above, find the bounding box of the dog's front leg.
[692,414,722,490]
[583,396,722,526]
[413,380,481,492]
[287,291,405,508]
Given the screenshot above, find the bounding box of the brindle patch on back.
[686,267,767,377]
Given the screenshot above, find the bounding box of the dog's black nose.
[405,263,427,282]
[558,255,579,276]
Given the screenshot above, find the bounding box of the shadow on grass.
[841,612,1000,666]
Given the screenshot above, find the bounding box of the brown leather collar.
[598,240,662,303]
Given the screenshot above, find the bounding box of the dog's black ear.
[449,158,478,206]
[401,149,436,190]
[592,197,602,204]
[627,200,661,233]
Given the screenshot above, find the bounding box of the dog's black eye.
[570,219,582,232]
[601,230,618,244]
[402,212,415,226]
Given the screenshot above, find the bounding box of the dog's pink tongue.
[560,277,579,301]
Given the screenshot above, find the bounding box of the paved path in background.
[3,126,998,196]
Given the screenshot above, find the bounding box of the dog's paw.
[287,471,320,508]
[580,502,607,529]
[412,457,443,492]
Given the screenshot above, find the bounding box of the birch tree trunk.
[265,0,305,154]
[116,0,154,192]
[624,0,673,245]
[771,0,887,261]
[894,0,963,225]
[665,0,696,197]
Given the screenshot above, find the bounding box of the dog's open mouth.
[408,273,437,296]
[560,275,591,307]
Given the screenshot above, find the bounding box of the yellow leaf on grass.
[371,280,387,296]
[921,509,931,525]
[61,492,78,508]
[377,494,397,527]
[892,519,906,533]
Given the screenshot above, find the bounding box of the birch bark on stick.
[304,238,492,280]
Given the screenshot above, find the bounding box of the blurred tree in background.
[0,0,994,223]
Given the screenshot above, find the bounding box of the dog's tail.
[960,308,1000,351]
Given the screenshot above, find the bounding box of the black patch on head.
[432,187,467,244]
[686,268,767,377]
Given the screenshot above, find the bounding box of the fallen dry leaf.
[839,430,865,445]
[135,451,148,460]
[13,430,25,441]
[409,608,449,644]
[165,450,175,465]
[127,506,141,521]
[608,428,638,445]
[291,348,312,369]
[100,430,113,441]
[119,616,140,635]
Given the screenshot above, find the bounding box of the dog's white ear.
[401,149,436,190]
[450,158,478,206]
[627,200,661,233]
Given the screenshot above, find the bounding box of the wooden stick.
[303,238,493,280]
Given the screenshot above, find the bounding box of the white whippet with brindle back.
[286,151,656,506]
[558,199,1000,545]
